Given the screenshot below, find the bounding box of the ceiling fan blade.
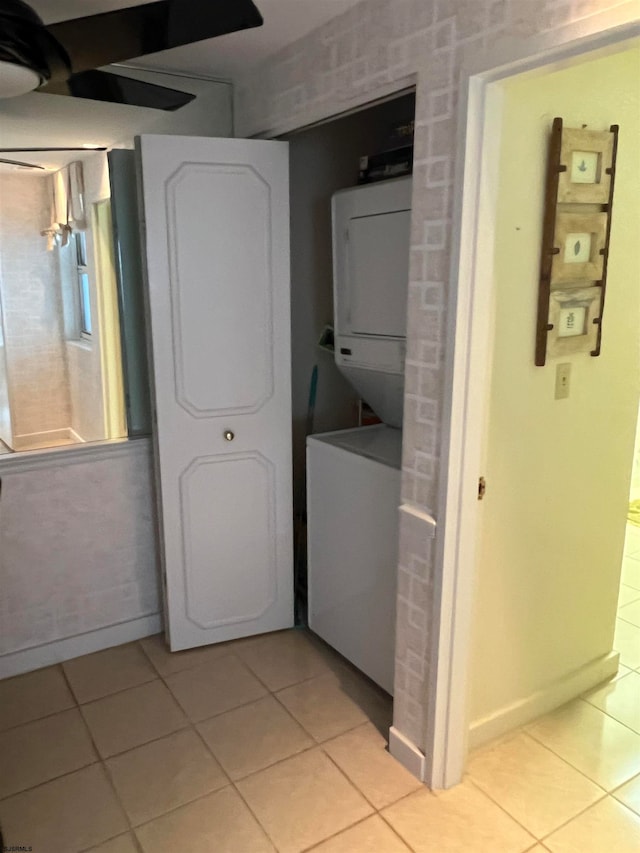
[46,0,263,78]
[0,147,106,152]
[40,70,195,111]
[0,157,44,169]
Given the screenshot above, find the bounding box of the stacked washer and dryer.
[306,176,411,695]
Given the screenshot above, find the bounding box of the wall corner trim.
[389,725,427,782]
[399,502,437,537]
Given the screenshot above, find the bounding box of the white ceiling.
[0,0,362,169]
[30,0,363,78]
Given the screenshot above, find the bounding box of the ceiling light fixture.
[0,0,70,98]
[0,60,40,97]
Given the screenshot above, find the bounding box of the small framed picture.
[551,211,607,283]
[546,286,601,358]
[557,128,614,204]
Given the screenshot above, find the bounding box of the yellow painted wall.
[470,44,640,728]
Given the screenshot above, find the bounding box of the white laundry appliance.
[307,424,402,694]
[331,175,411,427]
[306,175,412,693]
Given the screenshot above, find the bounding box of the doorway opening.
[618,402,640,667]
[436,27,640,788]
[281,90,416,698]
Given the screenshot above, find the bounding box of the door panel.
[180,453,277,628]
[136,134,293,650]
[166,164,274,415]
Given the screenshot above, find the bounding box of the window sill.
[66,339,93,352]
[0,435,151,473]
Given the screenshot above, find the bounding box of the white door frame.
[431,7,640,790]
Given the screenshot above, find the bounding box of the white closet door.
[136,134,293,650]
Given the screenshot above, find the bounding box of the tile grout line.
[62,658,138,845]
[228,777,283,851]
[462,776,540,843]
[68,675,158,708]
[29,632,640,849]
[610,769,640,799]
[65,649,217,851]
[137,630,335,685]
[134,636,330,852]
[514,730,610,794]
[139,633,398,852]
[0,661,79,734]
[525,722,639,793]
[536,793,624,845]
[101,695,270,848]
[580,695,640,738]
[69,672,161,707]
[77,828,145,853]
[128,784,243,834]
[5,635,637,849]
[0,758,103,805]
[76,687,188,756]
[376,793,434,852]
[137,640,239,679]
[616,614,640,630]
[206,655,371,852]
[319,746,382,810]
[299,812,414,852]
[1,635,393,785]
[466,767,608,843]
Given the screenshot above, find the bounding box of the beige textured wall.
[236,0,638,754]
[0,172,71,442]
[0,440,159,663]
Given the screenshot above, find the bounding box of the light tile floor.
[0,526,638,852]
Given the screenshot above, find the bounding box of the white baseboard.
[469,650,621,750]
[389,725,426,782]
[0,613,163,679]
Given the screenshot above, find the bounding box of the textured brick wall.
[0,173,71,440]
[0,441,159,660]
[236,0,633,754]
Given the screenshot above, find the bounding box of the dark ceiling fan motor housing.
[0,0,263,110]
[0,0,70,87]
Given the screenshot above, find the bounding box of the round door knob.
[223,430,235,442]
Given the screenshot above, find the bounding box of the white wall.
[469,44,640,742]
[111,68,233,143]
[0,440,160,678]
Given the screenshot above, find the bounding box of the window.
[75,232,92,338]
[59,231,92,341]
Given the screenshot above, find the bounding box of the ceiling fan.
[0,146,107,169]
[0,0,263,111]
